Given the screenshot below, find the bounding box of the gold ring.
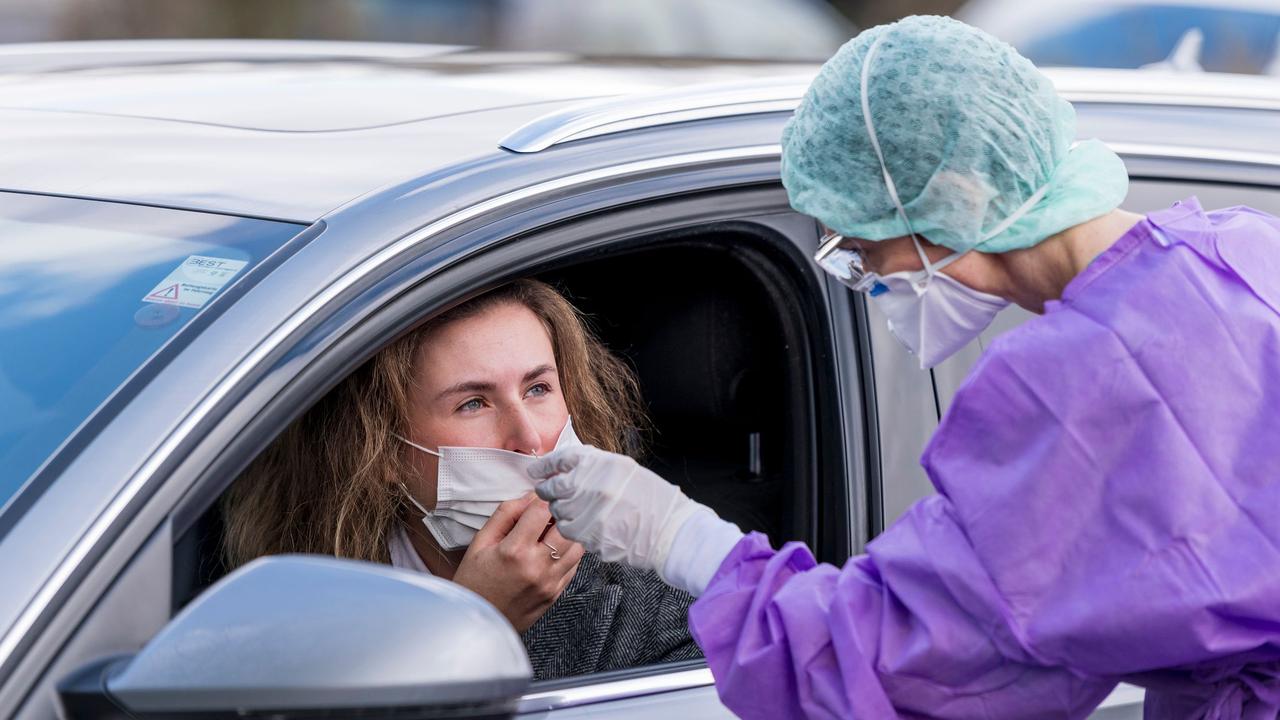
[543,541,561,560]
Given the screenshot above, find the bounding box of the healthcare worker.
[530,14,1280,720]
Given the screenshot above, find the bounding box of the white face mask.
[395,416,581,551]
[871,241,1009,369]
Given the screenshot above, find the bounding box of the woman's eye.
[526,382,552,398]
[457,398,484,412]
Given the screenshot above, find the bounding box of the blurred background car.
[9,0,1280,76]
[0,0,861,59]
[958,0,1280,75]
[363,0,857,60]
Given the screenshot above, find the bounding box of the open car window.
[174,200,842,704]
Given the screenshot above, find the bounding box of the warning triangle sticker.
[147,283,180,301]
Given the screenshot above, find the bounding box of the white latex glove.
[530,445,743,595]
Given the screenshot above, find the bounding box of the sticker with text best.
[142,255,248,309]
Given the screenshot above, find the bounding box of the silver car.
[1,40,1278,720]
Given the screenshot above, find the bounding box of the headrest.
[633,287,763,428]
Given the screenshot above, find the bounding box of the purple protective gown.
[689,198,1280,719]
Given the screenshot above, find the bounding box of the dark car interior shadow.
[541,241,797,544]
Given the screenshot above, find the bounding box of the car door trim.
[500,77,809,152]
[518,666,715,713]
[0,144,782,680]
[499,72,1280,154]
[515,667,1143,714]
[1109,142,1280,169]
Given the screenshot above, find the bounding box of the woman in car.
[221,279,700,680]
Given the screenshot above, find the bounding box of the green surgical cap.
[781,15,1129,254]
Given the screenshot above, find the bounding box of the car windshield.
[0,192,303,513]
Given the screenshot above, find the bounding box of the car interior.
[542,240,807,544]
[171,223,824,682]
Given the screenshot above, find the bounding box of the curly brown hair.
[221,279,647,568]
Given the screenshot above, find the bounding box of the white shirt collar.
[387,523,431,575]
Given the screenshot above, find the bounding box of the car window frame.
[173,187,858,710]
[236,190,858,710]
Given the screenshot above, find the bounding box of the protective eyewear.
[814,230,888,296]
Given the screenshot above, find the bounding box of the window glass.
[0,192,303,515]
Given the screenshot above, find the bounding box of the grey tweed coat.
[520,551,702,681]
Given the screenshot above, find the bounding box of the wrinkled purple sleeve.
[689,519,1115,720]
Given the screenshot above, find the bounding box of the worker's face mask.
[817,232,1007,369]
[871,241,1009,369]
[396,416,581,551]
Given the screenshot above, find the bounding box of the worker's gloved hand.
[529,445,743,596]
[529,445,695,574]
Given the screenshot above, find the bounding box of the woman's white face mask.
[395,416,581,550]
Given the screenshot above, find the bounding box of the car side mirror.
[58,555,531,720]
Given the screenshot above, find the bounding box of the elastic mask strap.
[862,33,963,282]
[394,432,442,458]
[398,482,432,516]
[861,32,921,247]
[980,182,1050,242]
[977,141,1077,245]
[863,30,1052,274]
[907,234,964,283]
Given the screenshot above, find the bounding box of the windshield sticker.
[141,255,248,309]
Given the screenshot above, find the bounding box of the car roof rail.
[1046,67,1280,112]
[498,75,813,153]
[499,68,1280,154]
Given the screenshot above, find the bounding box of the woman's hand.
[452,493,585,632]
